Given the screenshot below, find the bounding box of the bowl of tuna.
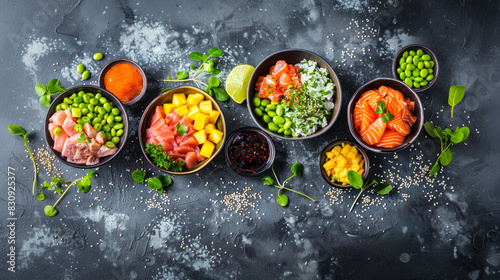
[44,85,128,168]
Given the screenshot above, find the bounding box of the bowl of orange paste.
[99,59,147,105]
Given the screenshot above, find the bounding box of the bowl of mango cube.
[319,140,370,188]
[139,86,226,175]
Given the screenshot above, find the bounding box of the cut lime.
[225,64,255,104]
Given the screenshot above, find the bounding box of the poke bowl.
[347,78,424,153]
[139,86,226,175]
[44,85,129,168]
[247,49,342,140]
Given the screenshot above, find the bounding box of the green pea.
[421,54,431,61]
[277,128,285,133]
[113,123,124,129]
[77,64,85,74]
[107,115,114,124]
[284,129,292,136]
[418,62,424,70]
[74,96,83,104]
[53,127,63,136]
[87,112,94,119]
[93,52,104,61]
[95,93,102,99]
[261,99,270,107]
[428,69,433,74]
[111,108,120,116]
[116,129,124,137]
[86,93,94,98]
[412,56,420,65]
[402,51,409,58]
[254,108,263,117]
[406,63,415,70]
[399,57,405,65]
[93,123,102,132]
[111,128,116,137]
[399,72,406,80]
[401,62,407,70]
[103,103,112,112]
[81,108,89,115]
[252,97,261,107]
[429,61,434,68]
[83,94,91,103]
[276,105,283,116]
[405,56,413,63]
[420,80,428,87]
[55,104,63,111]
[64,97,73,104]
[114,116,122,122]
[98,107,106,115]
[405,69,412,77]
[87,104,95,112]
[425,74,434,81]
[283,120,292,130]
[100,119,107,126]
[262,115,271,123]
[82,70,90,80]
[73,124,83,133]
[99,97,107,104]
[103,124,111,132]
[409,50,416,56]
[404,78,413,87]
[414,77,424,82]
[112,137,120,144]
[267,111,276,118]
[60,103,68,110]
[419,69,428,78]
[90,98,99,105]
[267,122,279,132]
[424,61,431,68]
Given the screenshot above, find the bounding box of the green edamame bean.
[99,97,107,104]
[103,124,111,132]
[87,104,95,112]
[409,50,416,56]
[396,68,403,74]
[399,57,405,65]
[412,69,420,77]
[114,116,122,122]
[428,69,433,74]
[111,108,120,116]
[111,128,116,137]
[252,97,261,107]
[277,128,285,133]
[414,77,424,82]
[429,61,434,68]
[421,54,431,61]
[267,122,279,132]
[420,80,428,87]
[103,103,112,112]
[83,94,91,103]
[70,93,77,99]
[420,68,428,78]
[100,119,107,126]
[273,116,285,124]
[418,62,424,70]
[412,56,420,65]
[424,61,431,68]
[95,93,102,99]
[105,132,112,140]
[405,69,412,77]
[406,56,413,63]
[90,98,99,105]
[93,123,102,132]
[113,123,124,129]
[107,115,114,124]
[74,96,83,104]
[414,82,421,88]
[276,105,283,116]
[98,107,106,115]
[61,103,68,110]
[73,124,83,133]
[86,93,94,98]
[426,74,434,81]
[78,103,86,109]
[261,99,270,106]
[82,70,90,80]
[284,129,292,136]
[401,62,407,70]
[254,108,263,117]
[399,72,406,80]
[112,137,120,144]
[404,78,413,87]
[78,91,85,97]
[283,120,292,130]
[81,108,89,115]
[77,64,85,74]
[262,115,271,123]
[277,122,283,128]
[266,104,276,111]
[64,97,73,104]
[267,111,276,118]
[116,129,124,137]
[93,52,104,61]
[402,51,409,58]
[406,63,415,70]
[55,104,63,111]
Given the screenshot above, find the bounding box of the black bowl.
[347,78,424,153]
[319,140,370,188]
[392,44,439,93]
[98,58,147,105]
[44,85,128,168]
[247,49,342,140]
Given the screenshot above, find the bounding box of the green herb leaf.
[176,71,189,80]
[459,127,470,141]
[87,170,96,178]
[347,170,363,189]
[40,94,51,107]
[375,100,387,114]
[35,84,47,96]
[157,188,163,194]
[433,127,445,140]
[213,87,229,102]
[374,183,393,195]
[440,149,454,166]
[424,121,436,137]
[189,52,203,61]
[213,69,221,75]
[77,176,91,193]
[78,133,86,143]
[448,85,466,118]
[157,175,172,187]
[44,205,58,217]
[430,162,440,176]
[147,177,162,189]
[36,193,46,201]
[277,194,289,206]
[450,130,464,144]
[208,47,223,58]
[132,170,146,183]
[55,187,62,195]
[47,79,60,93]
[381,110,394,124]
[208,76,220,87]
[176,122,188,135]
[8,124,26,136]
[43,181,50,188]
[160,88,172,94]
[145,143,184,172]
[189,64,197,70]
[203,62,213,73]
[291,162,303,176]
[262,176,274,186]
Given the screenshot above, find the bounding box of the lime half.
[225,64,255,104]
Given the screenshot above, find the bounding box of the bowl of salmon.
[45,85,128,168]
[347,78,423,153]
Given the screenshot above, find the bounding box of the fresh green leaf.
[203,63,213,73]
[47,79,59,92]
[374,183,393,195]
[213,69,221,75]
[277,194,289,207]
[424,121,436,137]
[35,84,47,96]
[189,64,197,70]
[433,127,444,140]
[8,124,26,136]
[262,176,274,186]
[291,162,303,176]
[375,100,387,114]
[56,87,66,94]
[160,88,172,94]
[40,94,51,107]
[44,205,58,217]
[55,187,62,195]
[440,149,454,166]
[208,47,223,58]
[78,133,86,143]
[36,193,46,201]
[176,71,189,80]
[157,188,163,194]
[132,170,146,183]
[176,122,188,135]
[87,170,96,178]
[459,127,470,141]
[347,170,363,189]
[381,110,394,124]
[448,85,466,118]
[42,181,50,189]
[77,176,91,193]
[147,177,162,189]
[157,175,172,187]
[208,76,220,87]
[189,52,203,61]
[430,162,440,176]
[450,130,464,144]
[213,87,229,102]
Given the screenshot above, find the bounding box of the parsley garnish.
[176,122,188,135]
[145,143,184,172]
[77,133,86,143]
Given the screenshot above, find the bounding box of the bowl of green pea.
[44,85,128,168]
[392,44,439,92]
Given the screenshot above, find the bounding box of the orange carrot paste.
[104,63,143,102]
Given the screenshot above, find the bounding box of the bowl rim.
[138,85,226,175]
[98,58,148,105]
[347,77,424,153]
[392,44,439,93]
[224,126,276,177]
[247,48,342,140]
[319,139,370,188]
[44,85,129,168]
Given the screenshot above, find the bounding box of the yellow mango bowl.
[139,86,226,175]
[319,140,370,188]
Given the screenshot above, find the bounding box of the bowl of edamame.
[44,85,128,168]
[392,44,439,92]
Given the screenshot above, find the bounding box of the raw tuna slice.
[61,138,77,158]
[69,132,85,144]
[184,152,198,169]
[53,133,69,153]
[66,157,87,164]
[74,143,91,160]
[49,110,68,126]
[83,123,97,139]
[86,155,99,166]
[96,132,106,144]
[87,138,101,154]
[48,123,58,140]
[97,146,118,158]
[62,118,78,136]
[146,138,156,145]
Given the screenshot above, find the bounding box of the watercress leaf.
[440,149,454,166]
[433,127,444,140]
[363,179,378,190]
[213,69,221,75]
[8,124,26,136]
[450,130,464,144]
[87,170,96,178]
[44,205,58,217]
[381,110,394,124]
[56,87,66,94]
[430,162,440,176]
[208,47,223,58]
[160,88,172,94]
[213,87,229,102]
[448,85,466,118]
[43,181,50,188]
[203,63,213,73]
[157,175,172,187]
[189,64,197,70]
[424,121,436,137]
[291,162,303,176]
[459,127,470,141]
[207,88,213,96]
[47,79,59,92]
[176,122,188,135]
[375,100,387,114]
[208,59,215,67]
[445,128,452,135]
[77,176,91,193]
[132,170,146,183]
[40,94,51,108]
[157,188,163,194]
[347,170,363,189]
[176,71,189,80]
[277,194,289,207]
[36,193,45,201]
[35,84,47,96]
[374,183,393,195]
[147,177,162,189]
[208,76,220,87]
[55,187,62,195]
[202,53,208,61]
[188,52,203,61]
[206,85,212,93]
[262,176,274,186]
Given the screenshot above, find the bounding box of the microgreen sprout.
[35,79,65,107]
[8,125,37,196]
[347,170,392,212]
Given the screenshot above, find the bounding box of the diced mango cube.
[194,130,207,144]
[335,155,347,168]
[194,114,208,131]
[163,103,176,114]
[346,148,358,160]
[357,168,364,176]
[323,160,336,171]
[172,94,187,107]
[175,105,188,116]
[326,170,331,177]
[199,100,212,114]
[351,163,360,172]
[205,123,215,134]
[332,146,342,156]
[186,93,204,107]
[359,159,364,167]
[353,153,362,164]
[337,169,347,178]
[209,110,220,124]
[199,141,215,158]
[326,151,334,159]
[208,128,223,144]
[187,106,200,120]
[340,144,352,156]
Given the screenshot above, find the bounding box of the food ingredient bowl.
[99,58,147,105]
[347,78,424,153]
[319,139,370,188]
[44,85,129,168]
[224,127,276,177]
[247,49,342,140]
[392,44,439,92]
[139,86,226,175]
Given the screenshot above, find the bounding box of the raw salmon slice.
[271,60,288,80]
[358,90,381,112]
[375,130,406,148]
[184,152,198,169]
[361,117,387,145]
[388,109,411,135]
[49,110,67,126]
[354,101,378,134]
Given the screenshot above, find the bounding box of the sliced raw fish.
[53,133,69,153]
[61,138,77,158]
[62,118,78,136]
[49,110,67,126]
[97,146,118,158]
[86,155,99,166]
[375,130,406,148]
[361,117,387,145]
[83,123,97,139]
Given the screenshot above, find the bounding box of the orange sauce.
[104,63,143,102]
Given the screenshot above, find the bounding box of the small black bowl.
[319,140,370,188]
[98,58,147,105]
[224,127,275,177]
[392,44,439,93]
[44,85,128,168]
[347,78,424,153]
